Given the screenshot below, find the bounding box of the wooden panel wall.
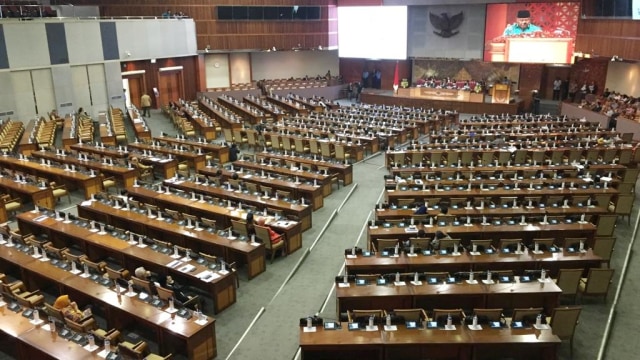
[576,19,640,61]
[121,56,201,103]
[339,58,411,90]
[72,0,338,51]
[518,64,544,112]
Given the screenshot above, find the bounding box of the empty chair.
[499,238,522,252]
[118,340,149,360]
[375,238,399,252]
[131,276,155,295]
[613,193,634,225]
[432,309,465,326]
[319,141,335,159]
[471,308,504,323]
[2,195,21,217]
[294,138,310,154]
[596,214,617,237]
[231,219,248,237]
[470,239,493,253]
[50,181,71,203]
[579,268,614,302]
[389,308,428,324]
[334,144,351,163]
[555,268,584,304]
[105,266,130,282]
[592,237,616,268]
[511,307,544,324]
[531,238,556,251]
[7,281,45,308]
[348,309,385,324]
[396,198,414,207]
[549,306,582,357]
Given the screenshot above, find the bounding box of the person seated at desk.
[431,230,451,250]
[158,275,197,305]
[436,205,449,218]
[135,266,159,286]
[53,295,91,322]
[229,143,239,162]
[414,202,428,215]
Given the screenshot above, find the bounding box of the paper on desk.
[167,260,183,268]
[178,264,196,273]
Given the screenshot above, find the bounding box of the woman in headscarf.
[53,295,89,322]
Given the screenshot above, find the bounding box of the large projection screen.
[338,6,407,60]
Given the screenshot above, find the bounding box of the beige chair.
[2,194,21,217]
[613,193,634,225]
[511,307,544,323]
[231,219,248,237]
[555,268,584,304]
[579,268,614,302]
[390,308,428,323]
[201,217,217,230]
[319,141,335,159]
[409,237,431,250]
[9,282,44,308]
[43,302,66,325]
[375,238,399,252]
[549,307,582,357]
[105,266,130,282]
[431,308,465,325]
[596,214,617,237]
[118,340,149,360]
[101,174,118,193]
[255,224,286,263]
[83,258,107,275]
[294,138,310,154]
[531,238,556,251]
[65,315,97,333]
[592,237,616,268]
[335,144,351,163]
[131,276,155,295]
[348,309,386,323]
[50,181,71,203]
[156,285,200,309]
[472,308,504,322]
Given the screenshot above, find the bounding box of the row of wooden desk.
[0,155,101,199]
[253,152,353,185]
[0,237,217,359]
[77,200,267,280]
[335,278,562,319]
[16,210,237,316]
[200,166,325,211]
[126,185,304,254]
[163,178,313,231]
[344,249,602,277]
[300,321,560,360]
[368,222,597,250]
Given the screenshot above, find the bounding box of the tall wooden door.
[124,75,144,109]
[158,70,183,108]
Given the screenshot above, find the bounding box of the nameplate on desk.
[303,326,317,332]
[167,260,183,268]
[178,264,196,273]
[468,324,483,331]
[384,325,398,331]
[534,324,550,330]
[34,215,48,222]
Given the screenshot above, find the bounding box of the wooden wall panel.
[120,56,200,104]
[72,1,337,51]
[576,19,640,60]
[568,57,609,96]
[519,64,544,112]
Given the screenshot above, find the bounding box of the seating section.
[0,119,25,153]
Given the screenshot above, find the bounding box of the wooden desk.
[0,177,55,209]
[217,95,266,124]
[30,151,139,189]
[126,185,304,255]
[0,156,101,199]
[233,160,333,197]
[374,205,607,221]
[70,143,130,159]
[155,136,230,164]
[77,200,266,280]
[128,143,206,171]
[163,178,313,231]
[17,119,38,156]
[127,108,152,141]
[198,98,243,130]
[345,250,602,277]
[336,280,561,318]
[368,222,596,250]
[300,322,559,360]
[254,152,353,185]
[0,244,217,359]
[0,306,103,360]
[16,210,237,315]
[199,166,324,211]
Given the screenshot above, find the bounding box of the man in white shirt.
[552,78,562,100]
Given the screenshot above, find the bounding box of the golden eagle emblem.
[429,12,464,38]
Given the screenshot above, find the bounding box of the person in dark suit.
[414,202,428,215]
[229,143,239,162]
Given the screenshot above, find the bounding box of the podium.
[488,38,573,64]
[491,84,510,104]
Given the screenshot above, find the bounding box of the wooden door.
[158,70,183,108]
[124,75,144,109]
